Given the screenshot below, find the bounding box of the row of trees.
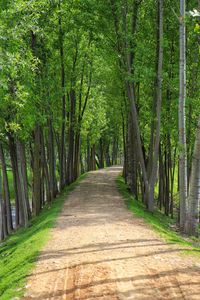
[111,0,200,236]
[0,0,123,241]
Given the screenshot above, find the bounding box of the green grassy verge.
[117,175,200,257]
[0,174,87,300]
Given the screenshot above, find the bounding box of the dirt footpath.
[24,167,200,300]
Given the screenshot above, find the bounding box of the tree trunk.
[185,116,200,236]
[48,118,58,199]
[99,138,104,169]
[87,137,90,172]
[59,0,66,190]
[74,132,81,180]
[112,136,118,165]
[179,0,188,229]
[127,113,138,197]
[16,140,29,227]
[158,145,164,211]
[66,89,76,184]
[0,144,13,233]
[41,131,51,204]
[90,145,96,171]
[32,125,42,216]
[8,133,20,227]
[0,166,6,241]
[121,107,128,182]
[147,0,163,212]
[19,141,31,218]
[105,143,111,167]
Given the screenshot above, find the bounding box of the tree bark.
[59,0,66,190]
[127,113,138,197]
[19,141,31,218]
[32,125,42,216]
[146,0,163,212]
[16,140,29,227]
[0,165,6,240]
[48,118,58,199]
[66,89,76,184]
[185,117,200,236]
[8,133,20,227]
[99,138,104,169]
[41,131,51,204]
[179,0,188,229]
[0,144,13,233]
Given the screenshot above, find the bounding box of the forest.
[0,0,200,243]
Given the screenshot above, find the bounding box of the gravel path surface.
[24,166,200,300]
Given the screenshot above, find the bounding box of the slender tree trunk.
[147,0,163,212]
[80,151,85,174]
[72,56,91,179]
[170,148,177,218]
[112,137,118,165]
[16,140,29,227]
[105,143,111,167]
[66,89,76,184]
[48,118,58,199]
[19,141,31,218]
[87,137,90,172]
[41,131,51,203]
[185,116,200,237]
[121,107,127,181]
[8,133,20,227]
[74,132,81,180]
[127,113,137,197]
[32,125,42,216]
[90,145,96,171]
[187,104,192,185]
[0,144,13,233]
[59,0,66,190]
[158,145,164,211]
[179,0,188,229]
[0,166,6,241]
[164,147,170,216]
[99,138,104,169]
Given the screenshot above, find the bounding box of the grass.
[0,173,87,300]
[117,175,200,257]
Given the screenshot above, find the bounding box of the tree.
[0,165,5,241]
[146,0,163,211]
[179,0,188,230]
[185,116,200,237]
[0,144,13,234]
